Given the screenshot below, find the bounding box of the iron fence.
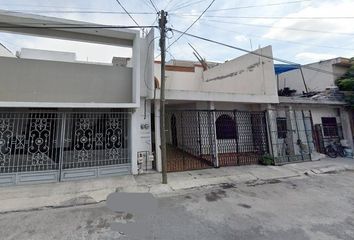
[269,109,314,164]
[166,109,268,172]
[0,110,131,185]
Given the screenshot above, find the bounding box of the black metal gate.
[0,110,131,186]
[166,110,269,172]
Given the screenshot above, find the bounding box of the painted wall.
[202,46,277,96]
[154,46,279,104]
[18,48,76,62]
[136,98,153,171]
[278,59,348,93]
[0,56,132,103]
[139,29,154,98]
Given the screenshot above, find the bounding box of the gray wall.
[0,56,132,103]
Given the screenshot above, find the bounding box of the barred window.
[276,117,287,139]
[321,117,338,137]
[216,114,237,139]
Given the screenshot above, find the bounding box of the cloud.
[234,35,248,43]
[295,52,336,63]
[262,0,354,41]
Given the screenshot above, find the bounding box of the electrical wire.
[170,0,205,12]
[201,21,354,51]
[171,0,310,13]
[148,0,159,12]
[115,0,141,27]
[170,28,343,77]
[171,14,354,20]
[164,0,177,11]
[0,24,157,29]
[165,0,216,51]
[201,19,354,36]
[4,10,156,14]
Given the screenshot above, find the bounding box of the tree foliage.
[336,58,354,91]
[335,58,354,107]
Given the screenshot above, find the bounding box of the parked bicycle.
[325,141,346,158]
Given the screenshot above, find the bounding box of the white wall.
[139,29,154,98]
[278,59,348,93]
[0,56,132,104]
[136,98,153,171]
[154,46,279,104]
[202,46,277,96]
[18,48,76,62]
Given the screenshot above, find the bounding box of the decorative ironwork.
[0,111,130,176]
[62,112,130,169]
[166,109,268,172]
[0,119,13,167]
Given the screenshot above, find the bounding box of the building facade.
[0,11,154,186]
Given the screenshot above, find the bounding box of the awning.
[274,64,300,75]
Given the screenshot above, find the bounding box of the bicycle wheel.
[326,146,337,158]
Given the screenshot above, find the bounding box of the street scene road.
[1,171,353,240]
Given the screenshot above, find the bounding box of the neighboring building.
[0,10,154,186]
[272,59,353,164]
[277,57,351,94]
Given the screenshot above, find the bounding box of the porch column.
[207,101,219,167]
[130,109,139,175]
[154,100,162,172]
[340,108,354,150]
[266,104,277,157]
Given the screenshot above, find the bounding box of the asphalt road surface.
[0,171,354,240]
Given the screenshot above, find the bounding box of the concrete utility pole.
[159,10,168,184]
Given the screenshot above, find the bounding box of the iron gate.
[166,110,269,172]
[0,111,131,186]
[268,109,314,164]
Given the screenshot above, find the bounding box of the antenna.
[188,42,208,70]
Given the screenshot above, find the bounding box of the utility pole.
[159,10,168,184]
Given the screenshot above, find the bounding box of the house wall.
[277,59,348,93]
[18,48,76,62]
[0,56,132,104]
[202,46,277,97]
[154,46,279,104]
[136,98,153,172]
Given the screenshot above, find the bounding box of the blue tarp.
[274,64,300,75]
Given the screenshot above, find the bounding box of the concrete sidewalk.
[0,157,353,212]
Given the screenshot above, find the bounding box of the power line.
[4,10,156,14]
[115,0,141,27]
[0,24,156,29]
[171,0,310,13]
[170,28,343,77]
[172,14,354,20]
[148,0,159,12]
[202,19,354,36]
[170,0,205,12]
[201,21,354,51]
[166,0,216,51]
[164,0,176,10]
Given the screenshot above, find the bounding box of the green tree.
[335,58,354,107]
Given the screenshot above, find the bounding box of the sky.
[0,0,353,64]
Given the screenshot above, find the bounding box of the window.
[216,114,237,139]
[321,117,338,137]
[276,117,287,139]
